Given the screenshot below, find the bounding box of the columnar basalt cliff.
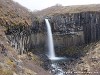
[1,0,100,57]
[5,25,46,55]
[0,1,100,74]
[48,11,100,56]
[42,11,100,56]
[5,11,100,57]
[50,11,100,44]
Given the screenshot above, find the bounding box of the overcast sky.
[13,0,100,11]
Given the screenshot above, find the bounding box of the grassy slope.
[73,42,100,75]
[0,26,51,75]
[33,4,100,18]
[0,0,32,26]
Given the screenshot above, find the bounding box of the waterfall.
[45,19,65,60]
[45,19,55,59]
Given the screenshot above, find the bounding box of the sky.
[13,0,100,11]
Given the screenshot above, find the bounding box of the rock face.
[81,12,100,44]
[6,25,46,55]
[0,0,100,56]
[6,11,100,56]
[50,11,100,44]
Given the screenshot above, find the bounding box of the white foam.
[49,57,65,60]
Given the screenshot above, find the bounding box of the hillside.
[73,42,100,75]
[0,1,100,75]
[0,26,51,75]
[33,4,100,18]
[0,0,32,27]
[0,1,51,74]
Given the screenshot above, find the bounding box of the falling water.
[45,19,68,75]
[45,19,55,59]
[45,19,65,60]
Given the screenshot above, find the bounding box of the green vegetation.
[0,69,13,75]
[0,0,32,27]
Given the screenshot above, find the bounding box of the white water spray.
[45,19,65,60]
[45,19,55,59]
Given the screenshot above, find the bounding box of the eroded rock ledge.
[5,11,100,57]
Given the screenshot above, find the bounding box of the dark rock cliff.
[1,0,100,57]
[48,11,100,56]
[6,11,100,57]
[50,11,100,44]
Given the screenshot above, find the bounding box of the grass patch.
[6,58,14,66]
[0,69,13,75]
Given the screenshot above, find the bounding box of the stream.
[50,60,66,75]
[47,58,74,75]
